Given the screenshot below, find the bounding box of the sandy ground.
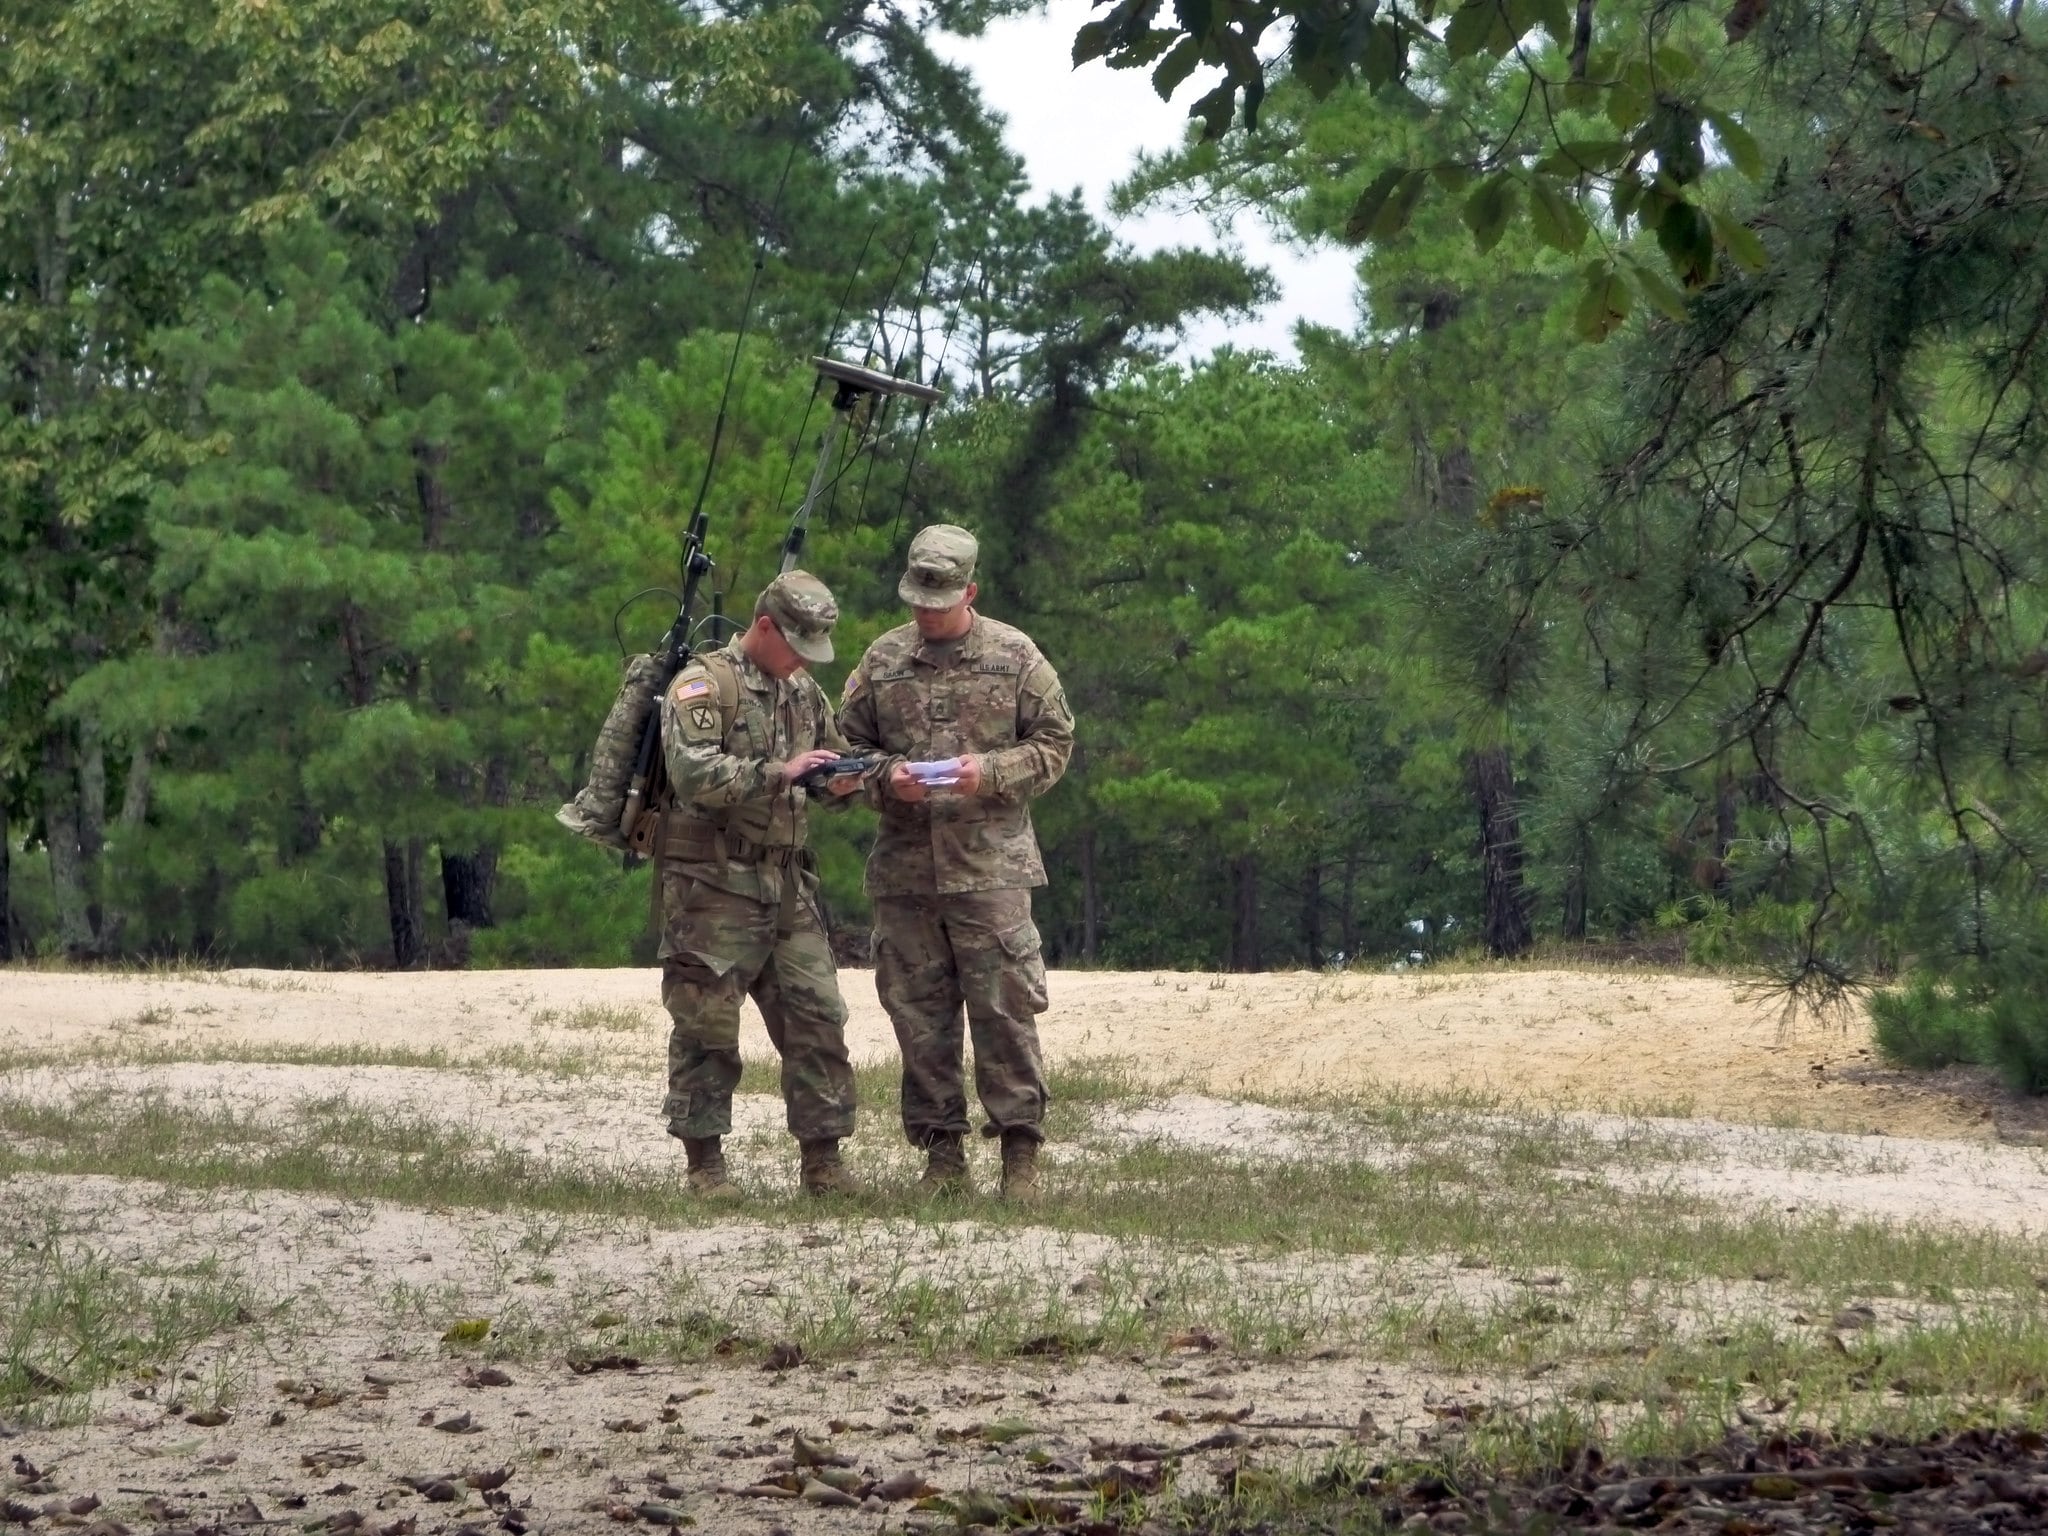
[0,1171,1940,1536]
[6,964,2047,1532]
[5,1061,2047,1237]
[3,963,2031,1141]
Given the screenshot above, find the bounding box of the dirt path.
[0,964,2021,1140]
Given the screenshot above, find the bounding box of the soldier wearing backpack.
[653,571,867,1199]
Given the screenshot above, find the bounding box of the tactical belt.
[655,814,814,936]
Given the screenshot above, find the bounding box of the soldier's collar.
[913,611,981,666]
[728,639,775,693]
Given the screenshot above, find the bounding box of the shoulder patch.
[842,672,864,702]
[672,675,714,703]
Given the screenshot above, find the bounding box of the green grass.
[0,1036,637,1079]
[529,1001,658,1033]
[5,1043,2045,1467]
[2,1069,2043,1344]
[1,1202,263,1425]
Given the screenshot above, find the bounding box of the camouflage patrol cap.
[758,570,839,665]
[899,524,978,610]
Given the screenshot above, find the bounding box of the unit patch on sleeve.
[689,706,717,732]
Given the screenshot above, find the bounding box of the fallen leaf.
[432,1411,478,1435]
[463,1369,514,1389]
[441,1320,491,1345]
[975,1419,1040,1445]
[1095,1463,1164,1499]
[871,1471,936,1502]
[16,1367,67,1398]
[948,1491,1007,1526]
[760,1343,802,1372]
[603,1419,648,1434]
[1087,1438,1167,1462]
[791,1432,850,1468]
[567,1354,641,1376]
[1166,1329,1220,1352]
[799,1481,856,1508]
[183,1409,229,1427]
[464,1469,511,1493]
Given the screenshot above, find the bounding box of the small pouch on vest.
[628,807,664,858]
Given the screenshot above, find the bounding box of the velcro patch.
[689,706,716,732]
[672,677,714,702]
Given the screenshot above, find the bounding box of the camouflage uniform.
[838,528,1074,1162]
[657,577,857,1156]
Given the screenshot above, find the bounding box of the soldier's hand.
[780,749,844,788]
[825,770,863,797]
[949,754,984,796]
[888,762,928,803]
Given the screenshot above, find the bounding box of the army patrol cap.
[759,570,839,665]
[899,524,978,610]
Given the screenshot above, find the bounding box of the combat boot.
[799,1138,863,1198]
[918,1131,970,1196]
[999,1130,1042,1206]
[681,1136,741,1202]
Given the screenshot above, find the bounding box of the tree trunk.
[40,726,98,955]
[413,438,454,550]
[1078,823,1100,964]
[1468,745,1531,958]
[385,838,426,969]
[119,734,153,826]
[1228,851,1261,972]
[78,716,108,942]
[1339,845,1360,962]
[1562,825,1590,941]
[1713,769,1739,900]
[440,850,495,930]
[190,863,226,960]
[438,754,506,952]
[1300,850,1323,969]
[0,798,12,962]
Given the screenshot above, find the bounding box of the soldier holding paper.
[838,526,1075,1202]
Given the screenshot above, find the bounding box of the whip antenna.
[890,252,979,543]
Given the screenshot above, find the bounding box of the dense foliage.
[3,0,2046,1086]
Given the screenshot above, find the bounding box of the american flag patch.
[672,677,713,702]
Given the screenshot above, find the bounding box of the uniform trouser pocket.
[753,908,856,1142]
[660,875,854,1140]
[875,889,1048,1144]
[873,898,968,1144]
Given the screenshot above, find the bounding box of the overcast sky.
[930,0,1361,359]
